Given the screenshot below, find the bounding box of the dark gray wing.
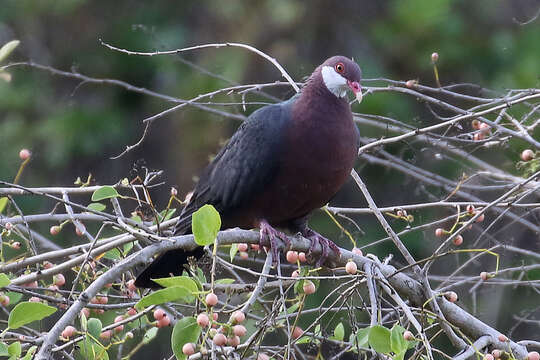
[173,100,292,234]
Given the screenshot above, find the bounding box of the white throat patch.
[321,65,348,98]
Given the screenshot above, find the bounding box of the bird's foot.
[259,219,288,264]
[303,228,341,267]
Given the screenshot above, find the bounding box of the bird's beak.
[347,80,362,103]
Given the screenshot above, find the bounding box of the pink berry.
[453,235,463,246]
[197,313,210,327]
[81,308,90,317]
[431,52,439,62]
[345,261,357,275]
[126,279,136,291]
[257,354,270,360]
[435,228,445,237]
[228,335,240,346]
[521,149,535,162]
[233,325,246,337]
[43,261,54,269]
[126,331,134,339]
[205,293,218,307]
[405,80,416,88]
[444,291,458,302]
[54,274,66,287]
[286,251,299,264]
[239,251,249,260]
[403,330,414,340]
[476,214,485,222]
[466,205,475,214]
[212,312,219,321]
[19,149,31,160]
[114,315,124,323]
[98,296,108,304]
[528,352,540,360]
[303,280,316,295]
[4,222,13,231]
[48,285,59,292]
[232,311,245,324]
[352,247,363,256]
[298,252,307,262]
[250,244,260,251]
[182,343,195,356]
[498,334,508,342]
[0,294,10,306]
[170,187,178,197]
[237,243,248,252]
[292,326,303,339]
[114,316,124,332]
[480,272,489,281]
[11,242,21,250]
[484,354,494,360]
[50,226,61,236]
[472,120,480,130]
[213,333,227,346]
[157,316,171,327]
[479,122,491,134]
[291,270,300,278]
[29,296,41,303]
[100,330,112,339]
[492,350,501,358]
[62,325,76,338]
[127,308,137,316]
[25,281,38,288]
[153,309,166,320]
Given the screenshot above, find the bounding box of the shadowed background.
[1,0,539,357]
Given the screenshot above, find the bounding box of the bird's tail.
[134,213,204,289]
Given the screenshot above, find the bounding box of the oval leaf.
[135,286,192,310]
[192,204,221,246]
[171,317,200,360]
[0,273,10,288]
[91,186,119,202]
[333,322,345,341]
[22,345,37,360]
[368,325,392,354]
[390,324,407,354]
[87,318,103,340]
[151,276,198,294]
[143,327,158,345]
[8,302,57,329]
[8,341,21,357]
[0,40,20,63]
[87,202,106,212]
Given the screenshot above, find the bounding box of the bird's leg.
[303,228,341,267]
[259,219,288,264]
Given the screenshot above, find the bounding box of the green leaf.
[194,268,206,290]
[229,243,238,262]
[78,338,109,360]
[192,204,221,246]
[87,318,103,340]
[215,278,235,285]
[135,286,193,310]
[151,276,198,294]
[7,342,21,357]
[171,317,201,360]
[368,325,392,354]
[0,197,8,214]
[0,40,20,63]
[353,327,370,348]
[0,343,8,356]
[21,345,37,360]
[390,324,407,354]
[87,202,106,212]
[80,309,88,332]
[0,273,10,287]
[332,322,345,341]
[91,186,119,202]
[142,327,158,344]
[5,292,22,305]
[296,336,312,344]
[8,302,57,329]
[394,350,406,360]
[104,248,121,260]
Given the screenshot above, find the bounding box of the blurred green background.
[1,0,539,357]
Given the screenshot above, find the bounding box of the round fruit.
[153,309,166,320]
[352,247,363,256]
[453,235,463,246]
[435,228,444,237]
[303,280,316,295]
[233,325,246,337]
[292,326,303,339]
[213,333,227,346]
[345,261,358,275]
[231,311,245,324]
[298,252,307,262]
[444,291,458,302]
[237,243,248,252]
[527,352,540,360]
[182,343,195,356]
[403,330,414,340]
[286,251,299,264]
[197,313,209,328]
[480,272,489,281]
[521,149,535,162]
[62,325,76,338]
[54,274,66,287]
[205,293,218,307]
[19,149,31,160]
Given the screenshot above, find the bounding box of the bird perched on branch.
[135,56,362,288]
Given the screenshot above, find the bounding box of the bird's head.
[320,56,362,103]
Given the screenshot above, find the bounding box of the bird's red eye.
[335,63,345,73]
